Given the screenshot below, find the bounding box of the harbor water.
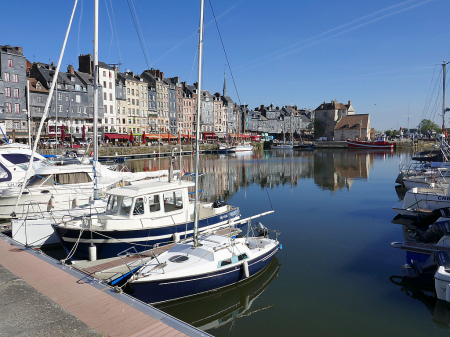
[125,148,446,337]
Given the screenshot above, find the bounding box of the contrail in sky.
[237,0,435,72]
[153,3,240,65]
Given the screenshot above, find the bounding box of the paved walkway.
[0,234,209,337]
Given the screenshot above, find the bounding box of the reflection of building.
[313,150,373,192]
[126,149,394,200]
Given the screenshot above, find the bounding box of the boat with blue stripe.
[52,179,240,260]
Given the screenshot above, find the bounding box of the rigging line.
[422,65,440,121]
[208,0,241,105]
[189,49,199,85]
[103,0,114,61]
[77,0,84,56]
[130,0,152,67]
[126,0,151,69]
[109,0,122,64]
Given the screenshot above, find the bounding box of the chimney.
[16,46,23,55]
[348,100,351,105]
[68,64,74,74]
[260,104,265,111]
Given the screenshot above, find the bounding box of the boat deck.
[71,227,241,283]
[0,232,212,337]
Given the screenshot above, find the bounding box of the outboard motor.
[434,251,450,271]
[254,222,268,237]
[415,219,450,242]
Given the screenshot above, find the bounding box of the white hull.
[392,187,450,216]
[435,266,450,302]
[228,146,253,153]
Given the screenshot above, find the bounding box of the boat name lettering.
[438,196,450,201]
[8,182,22,187]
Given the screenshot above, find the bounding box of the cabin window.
[107,195,119,214]
[133,197,145,215]
[163,190,183,213]
[0,162,11,182]
[148,194,160,212]
[2,154,40,165]
[54,172,92,184]
[119,197,133,216]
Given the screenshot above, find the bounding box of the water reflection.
[126,149,396,201]
[389,273,450,331]
[156,257,281,332]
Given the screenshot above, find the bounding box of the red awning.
[105,133,130,140]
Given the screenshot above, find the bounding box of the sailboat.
[271,114,293,149]
[129,0,280,304]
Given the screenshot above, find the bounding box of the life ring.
[90,151,94,157]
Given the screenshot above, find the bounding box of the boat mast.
[11,0,79,217]
[443,60,447,136]
[93,0,99,199]
[193,0,205,247]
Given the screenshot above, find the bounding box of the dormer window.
[36,83,41,90]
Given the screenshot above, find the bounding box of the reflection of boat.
[390,273,450,331]
[156,257,281,331]
[347,139,394,149]
[347,147,394,156]
[270,143,293,150]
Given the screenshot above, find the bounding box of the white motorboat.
[392,186,450,217]
[0,143,51,190]
[402,168,450,190]
[0,162,174,219]
[228,143,253,152]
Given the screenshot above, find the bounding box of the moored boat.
[347,139,394,149]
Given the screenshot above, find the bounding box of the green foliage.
[418,119,441,134]
[311,119,325,138]
[385,130,393,137]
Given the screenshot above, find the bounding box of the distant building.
[0,45,28,141]
[314,100,355,140]
[334,114,371,141]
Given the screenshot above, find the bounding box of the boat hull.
[131,243,279,304]
[52,208,240,260]
[347,140,394,149]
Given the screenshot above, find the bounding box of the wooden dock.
[0,233,211,337]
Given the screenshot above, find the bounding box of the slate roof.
[27,78,49,93]
[0,45,23,56]
[315,101,350,111]
[334,114,369,130]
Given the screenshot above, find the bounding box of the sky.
[2,0,450,131]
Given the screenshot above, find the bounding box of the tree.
[385,130,393,137]
[310,118,325,138]
[418,119,440,135]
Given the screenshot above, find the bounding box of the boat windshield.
[26,174,54,187]
[119,197,133,216]
[107,195,120,214]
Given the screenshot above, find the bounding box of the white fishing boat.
[128,0,280,304]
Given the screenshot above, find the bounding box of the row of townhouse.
[1,44,317,144]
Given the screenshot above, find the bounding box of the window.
[109,93,112,101]
[76,95,80,103]
[5,88,11,97]
[58,93,62,101]
[133,198,145,215]
[4,73,10,81]
[13,88,19,98]
[119,197,133,216]
[104,93,107,100]
[65,96,69,101]
[8,59,13,68]
[103,81,106,87]
[107,196,119,214]
[14,104,20,113]
[149,194,160,212]
[110,105,113,114]
[109,82,112,89]
[103,71,106,76]
[37,96,42,103]
[163,190,183,213]
[6,103,12,113]
[58,105,63,112]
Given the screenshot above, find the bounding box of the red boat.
[347,139,394,149]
